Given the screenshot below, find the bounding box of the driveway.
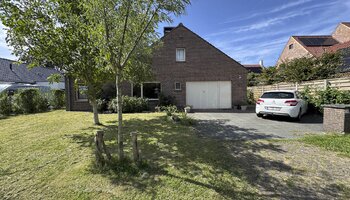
[190,112,323,139]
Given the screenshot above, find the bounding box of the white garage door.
[186,81,231,109]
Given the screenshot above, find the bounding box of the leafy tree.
[258,66,282,85]
[278,57,314,83]
[0,0,112,124]
[279,52,342,83]
[311,52,342,79]
[247,72,259,86]
[86,0,190,159]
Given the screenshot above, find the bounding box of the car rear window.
[261,92,295,99]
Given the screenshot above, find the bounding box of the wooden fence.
[248,77,350,100]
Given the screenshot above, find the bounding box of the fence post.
[130,131,140,163]
[324,79,329,89]
[295,82,299,91]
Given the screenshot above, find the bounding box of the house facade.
[66,23,247,111]
[276,22,350,70]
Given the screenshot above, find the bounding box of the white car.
[255,90,307,120]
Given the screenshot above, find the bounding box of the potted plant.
[240,100,248,111]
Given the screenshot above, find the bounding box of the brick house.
[65,23,248,111]
[276,22,350,71]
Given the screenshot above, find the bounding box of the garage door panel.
[186,81,231,109]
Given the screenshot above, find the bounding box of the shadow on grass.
[69,115,342,199]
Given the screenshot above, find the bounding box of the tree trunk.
[91,98,100,125]
[116,74,124,159]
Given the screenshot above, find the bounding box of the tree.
[279,52,342,83]
[258,66,282,85]
[0,0,111,125]
[278,57,314,83]
[312,52,342,79]
[86,0,190,159]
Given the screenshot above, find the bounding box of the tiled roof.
[327,41,350,52]
[0,57,63,83]
[342,22,350,28]
[243,64,263,73]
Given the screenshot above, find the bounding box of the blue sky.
[1,0,350,66]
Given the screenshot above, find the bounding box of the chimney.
[259,60,264,68]
[164,27,175,35]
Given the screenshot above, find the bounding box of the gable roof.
[292,35,341,57]
[341,22,350,28]
[161,23,248,72]
[0,57,63,83]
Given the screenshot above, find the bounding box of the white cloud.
[223,0,314,24]
[0,22,8,48]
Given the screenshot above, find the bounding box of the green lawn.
[0,110,262,199]
[300,134,350,157]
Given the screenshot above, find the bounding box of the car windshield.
[261,92,295,99]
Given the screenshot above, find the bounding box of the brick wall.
[65,77,92,111]
[323,106,350,133]
[152,25,247,107]
[276,37,311,66]
[332,23,350,43]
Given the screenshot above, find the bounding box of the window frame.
[76,85,88,102]
[174,82,181,91]
[289,44,294,50]
[176,48,186,62]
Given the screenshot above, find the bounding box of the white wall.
[36,82,65,90]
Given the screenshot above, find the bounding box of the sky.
[1,0,350,66]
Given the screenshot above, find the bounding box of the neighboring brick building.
[65,23,247,111]
[276,22,350,69]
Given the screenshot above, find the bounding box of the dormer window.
[176,48,186,62]
[289,44,294,50]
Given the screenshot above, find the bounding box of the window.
[289,44,294,50]
[174,82,181,90]
[176,48,186,62]
[76,85,88,100]
[132,83,161,99]
[261,92,295,99]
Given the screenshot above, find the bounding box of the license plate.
[265,107,281,111]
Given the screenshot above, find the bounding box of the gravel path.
[229,140,350,199]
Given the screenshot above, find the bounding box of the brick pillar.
[323,105,350,133]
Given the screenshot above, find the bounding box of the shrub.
[300,85,350,113]
[158,93,176,106]
[0,93,12,116]
[15,89,48,114]
[108,96,148,113]
[179,112,196,126]
[50,90,65,109]
[97,99,108,113]
[161,105,178,116]
[247,90,255,105]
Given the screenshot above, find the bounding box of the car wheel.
[256,113,263,118]
[293,108,302,121]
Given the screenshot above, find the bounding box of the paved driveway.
[190,112,323,139]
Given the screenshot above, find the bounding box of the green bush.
[50,90,65,109]
[247,89,255,105]
[97,99,108,113]
[0,93,12,116]
[108,96,148,113]
[15,89,48,114]
[161,105,178,116]
[158,93,176,106]
[179,112,196,126]
[300,85,350,113]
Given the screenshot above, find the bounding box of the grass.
[0,110,264,199]
[300,134,350,157]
